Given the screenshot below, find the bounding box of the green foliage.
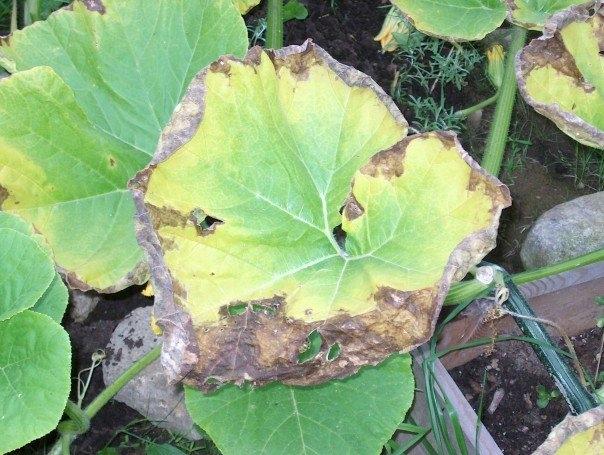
[283,0,308,22]
[0,212,70,453]
[185,355,415,455]
[536,384,561,409]
[0,0,249,292]
[390,25,482,132]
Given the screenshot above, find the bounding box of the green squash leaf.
[0,227,55,321]
[31,273,69,323]
[517,2,604,149]
[0,310,71,453]
[506,0,587,29]
[132,41,510,389]
[0,0,248,292]
[390,0,507,41]
[0,211,68,322]
[185,354,414,455]
[390,0,588,41]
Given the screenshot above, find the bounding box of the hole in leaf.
[227,303,278,316]
[332,224,346,249]
[190,208,223,234]
[326,343,341,361]
[297,330,323,363]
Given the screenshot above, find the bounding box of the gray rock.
[102,306,200,440]
[69,290,100,323]
[521,192,604,269]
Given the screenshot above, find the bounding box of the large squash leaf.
[517,2,604,149]
[185,354,414,455]
[131,41,510,389]
[232,0,261,14]
[0,310,71,454]
[390,0,586,40]
[0,0,248,292]
[390,0,507,40]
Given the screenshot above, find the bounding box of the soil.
[13,0,602,454]
[451,328,602,454]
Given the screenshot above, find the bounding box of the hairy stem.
[480,26,527,175]
[266,0,283,49]
[445,248,604,306]
[454,93,499,118]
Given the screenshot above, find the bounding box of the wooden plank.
[439,262,604,369]
[398,346,503,454]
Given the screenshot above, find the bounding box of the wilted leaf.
[132,41,510,389]
[506,0,587,29]
[517,2,604,149]
[0,0,248,291]
[533,405,604,454]
[390,0,588,41]
[390,0,507,40]
[0,310,71,453]
[185,354,414,455]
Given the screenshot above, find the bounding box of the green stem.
[266,0,283,49]
[480,26,527,175]
[85,345,161,418]
[50,346,161,455]
[454,93,499,118]
[445,248,604,306]
[10,0,17,33]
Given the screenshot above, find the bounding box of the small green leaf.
[0,310,71,453]
[283,0,308,22]
[185,354,414,455]
[517,3,604,149]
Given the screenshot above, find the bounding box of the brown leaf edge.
[129,40,510,391]
[516,1,604,149]
[532,405,604,454]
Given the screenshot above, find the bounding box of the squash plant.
[0,0,594,454]
[0,211,70,454]
[390,0,604,175]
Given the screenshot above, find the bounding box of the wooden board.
[397,346,503,454]
[438,262,604,369]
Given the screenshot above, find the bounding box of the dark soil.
[14,0,601,454]
[451,328,602,454]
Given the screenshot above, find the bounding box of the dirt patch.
[452,328,602,454]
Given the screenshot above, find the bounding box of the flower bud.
[486,44,505,88]
[374,7,410,53]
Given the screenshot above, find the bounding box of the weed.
[554,143,604,191]
[247,17,267,46]
[388,14,483,133]
[536,384,561,409]
[502,121,533,184]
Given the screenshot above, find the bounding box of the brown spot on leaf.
[108,157,116,167]
[210,58,232,77]
[521,36,584,84]
[361,143,406,179]
[0,185,9,208]
[146,204,189,231]
[80,0,106,14]
[269,42,321,81]
[343,194,364,221]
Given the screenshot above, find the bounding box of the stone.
[102,306,200,440]
[521,192,604,269]
[69,290,100,323]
